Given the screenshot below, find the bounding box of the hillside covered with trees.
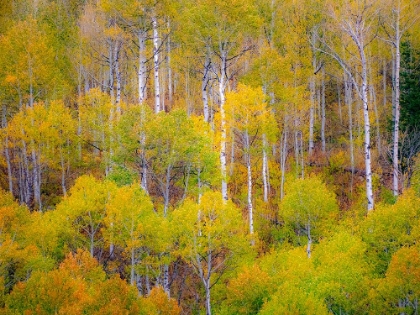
[1,0,420,314]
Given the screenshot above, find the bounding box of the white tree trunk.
[31,144,42,211]
[345,74,355,195]
[114,40,122,113]
[152,16,161,113]
[262,134,269,203]
[245,131,254,236]
[219,51,228,201]
[393,16,401,197]
[130,247,136,286]
[359,44,374,211]
[321,68,326,153]
[167,19,173,105]
[309,33,317,155]
[280,122,288,200]
[138,29,147,104]
[202,49,211,123]
[306,221,312,258]
[60,148,67,196]
[2,106,13,194]
[163,263,170,297]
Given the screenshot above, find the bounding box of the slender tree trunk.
[205,279,211,315]
[202,48,211,123]
[108,41,115,104]
[359,43,374,211]
[114,40,122,113]
[20,140,31,205]
[321,68,326,153]
[2,105,13,194]
[31,145,41,211]
[138,29,147,104]
[309,75,315,155]
[167,19,173,106]
[163,263,170,297]
[60,148,67,196]
[163,164,171,216]
[393,19,401,197]
[309,33,317,155]
[345,75,355,195]
[145,264,151,295]
[306,221,312,258]
[245,131,254,236]
[130,247,136,286]
[262,134,269,203]
[140,105,148,194]
[337,80,343,124]
[280,122,288,200]
[152,15,161,113]
[219,50,228,201]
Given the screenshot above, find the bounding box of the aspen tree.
[320,0,380,211]
[380,0,420,196]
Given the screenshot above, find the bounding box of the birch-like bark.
[309,32,317,155]
[60,148,67,196]
[114,40,122,113]
[392,11,401,197]
[345,75,355,194]
[280,122,288,200]
[321,68,326,153]
[130,247,136,286]
[108,42,115,104]
[306,221,312,258]
[202,48,211,123]
[245,131,253,236]
[262,134,269,203]
[309,75,315,155]
[370,69,381,155]
[359,40,375,211]
[337,81,343,124]
[31,144,42,211]
[219,50,228,201]
[152,15,161,113]
[2,105,13,194]
[321,8,375,211]
[163,263,170,297]
[20,140,31,205]
[163,164,171,216]
[167,19,173,105]
[138,29,147,103]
